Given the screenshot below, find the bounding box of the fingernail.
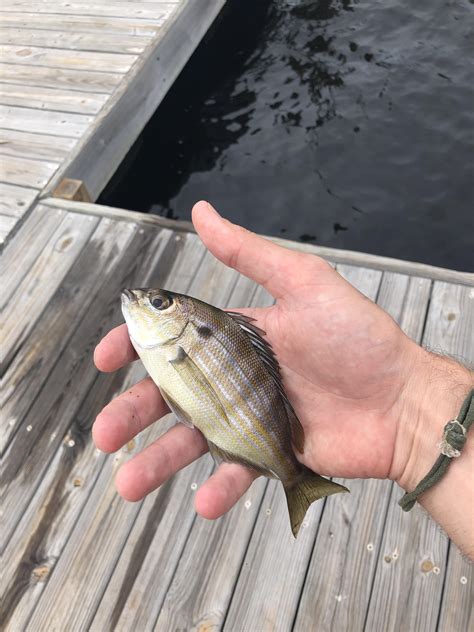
[205,201,219,216]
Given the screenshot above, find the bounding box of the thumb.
[192,201,315,298]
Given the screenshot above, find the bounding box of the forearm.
[394,350,473,558]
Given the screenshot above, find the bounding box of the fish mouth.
[121,288,137,304]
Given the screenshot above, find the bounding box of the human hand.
[93,202,471,527]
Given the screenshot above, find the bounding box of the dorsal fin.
[227,311,305,452]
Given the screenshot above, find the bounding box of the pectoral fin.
[160,387,194,428]
[169,345,230,427]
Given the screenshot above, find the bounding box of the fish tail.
[284,469,348,537]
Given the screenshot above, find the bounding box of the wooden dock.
[1,198,473,631]
[0,0,225,245]
[1,2,473,631]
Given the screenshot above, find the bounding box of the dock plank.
[0,62,122,93]
[0,83,108,115]
[0,213,17,244]
[27,243,243,631]
[0,153,59,188]
[1,210,98,369]
[438,547,473,632]
[0,27,152,54]
[0,205,66,308]
[0,182,38,219]
[0,105,94,137]
[0,129,77,162]
[45,0,227,199]
[364,281,474,631]
[1,225,190,627]
[0,12,169,35]
[0,216,180,549]
[0,2,179,20]
[0,45,137,73]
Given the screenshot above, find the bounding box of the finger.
[93,377,168,453]
[192,201,329,299]
[195,462,259,519]
[94,323,137,372]
[115,424,208,501]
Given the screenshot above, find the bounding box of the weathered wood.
[0,2,179,20]
[0,213,17,244]
[27,246,242,631]
[0,62,122,93]
[0,27,152,54]
[0,45,137,73]
[0,205,66,309]
[0,12,167,36]
[1,225,191,627]
[0,217,180,550]
[0,182,38,219]
[274,236,474,286]
[364,281,474,631]
[52,178,92,202]
[48,197,474,286]
[0,154,59,189]
[437,546,473,632]
[0,105,94,137]
[0,210,99,370]
[0,83,108,115]
[0,129,77,162]
[45,0,227,199]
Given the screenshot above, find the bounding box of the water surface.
[100,0,474,270]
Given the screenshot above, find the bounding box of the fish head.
[121,288,190,348]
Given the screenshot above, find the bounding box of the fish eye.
[151,295,172,310]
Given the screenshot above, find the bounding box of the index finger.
[94,323,137,372]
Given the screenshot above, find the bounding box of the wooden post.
[52,178,92,203]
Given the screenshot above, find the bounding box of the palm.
[93,202,418,519]
[244,262,411,479]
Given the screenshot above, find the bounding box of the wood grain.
[0,27,152,54]
[0,12,168,35]
[0,45,137,73]
[1,224,187,627]
[0,128,77,162]
[0,205,65,308]
[27,243,243,631]
[0,62,122,93]
[45,0,227,199]
[0,154,59,188]
[0,213,17,244]
[364,281,474,631]
[0,83,108,115]
[0,2,179,20]
[0,105,94,137]
[0,182,38,221]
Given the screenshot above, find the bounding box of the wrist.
[391,346,473,491]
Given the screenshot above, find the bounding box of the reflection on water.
[100,0,474,270]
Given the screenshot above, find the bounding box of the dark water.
[100,0,474,271]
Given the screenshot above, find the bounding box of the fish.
[121,288,348,536]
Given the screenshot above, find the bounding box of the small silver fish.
[121,288,347,536]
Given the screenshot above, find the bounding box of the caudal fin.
[284,471,348,537]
